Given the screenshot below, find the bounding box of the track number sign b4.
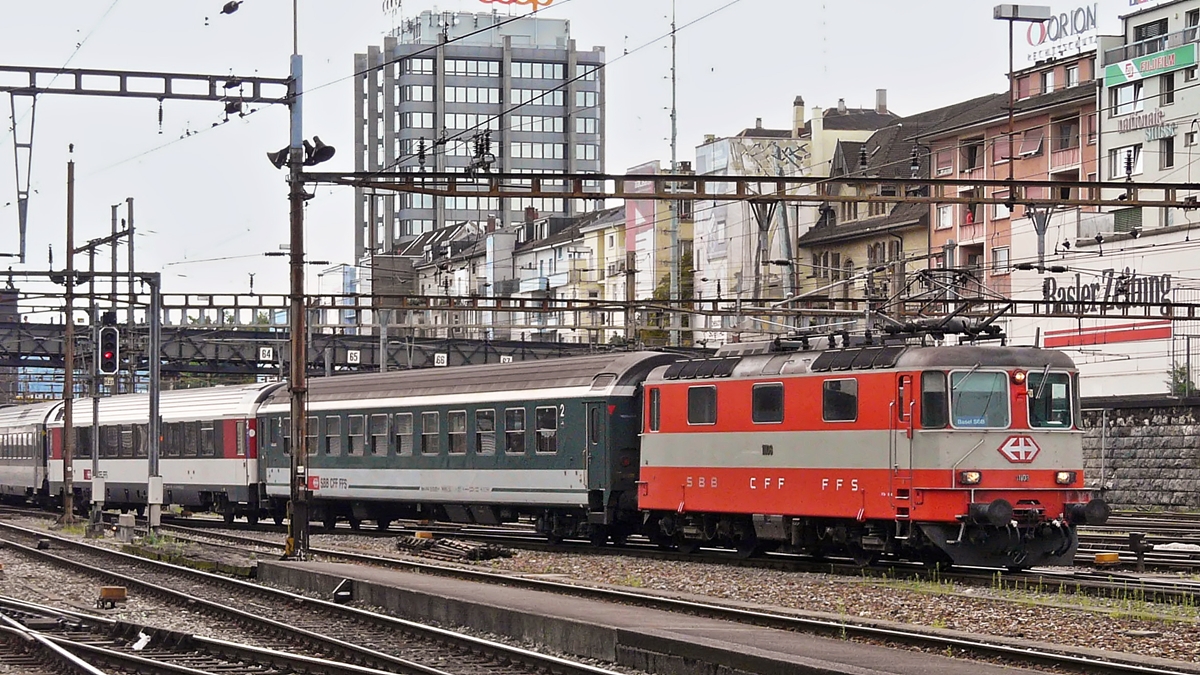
[998,435,1040,463]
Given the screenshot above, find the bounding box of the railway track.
[0,520,623,675]
[0,594,435,675]
[149,524,1200,675]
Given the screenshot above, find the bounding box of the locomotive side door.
[889,374,914,515]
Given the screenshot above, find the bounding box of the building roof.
[916,81,1097,140]
[816,107,900,132]
[797,201,926,247]
[392,222,479,258]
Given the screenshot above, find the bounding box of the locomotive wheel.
[273,514,284,526]
[735,539,763,559]
[222,508,235,525]
[677,540,701,555]
[246,512,259,526]
[376,518,392,532]
[589,529,608,546]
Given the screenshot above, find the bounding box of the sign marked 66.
[998,435,1040,463]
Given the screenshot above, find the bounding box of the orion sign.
[479,0,555,10]
[1023,3,1099,63]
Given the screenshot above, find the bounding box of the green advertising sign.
[1106,43,1198,87]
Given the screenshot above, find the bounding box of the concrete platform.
[260,560,1045,675]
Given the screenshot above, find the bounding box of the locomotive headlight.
[959,470,982,485]
[1055,471,1077,485]
[1011,370,1026,385]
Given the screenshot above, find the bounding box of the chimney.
[876,88,888,114]
[486,215,498,233]
[525,207,538,224]
[704,134,716,144]
[755,117,763,129]
[792,95,806,138]
[837,98,847,114]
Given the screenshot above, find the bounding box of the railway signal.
[97,326,120,375]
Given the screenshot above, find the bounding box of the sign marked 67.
[998,436,1040,463]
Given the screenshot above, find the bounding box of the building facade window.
[511,62,564,79]
[511,142,566,159]
[992,247,1010,275]
[444,86,500,104]
[575,144,598,160]
[511,89,565,106]
[1041,70,1055,94]
[1161,136,1175,169]
[1110,82,1143,117]
[445,59,500,77]
[1109,144,1143,178]
[575,91,598,109]
[575,117,599,134]
[1066,64,1079,87]
[937,204,954,230]
[445,113,500,130]
[511,115,564,132]
[404,85,434,102]
[403,57,433,74]
[1162,73,1175,105]
[576,64,598,80]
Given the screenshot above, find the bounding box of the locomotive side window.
[448,411,468,454]
[822,379,858,422]
[648,388,661,431]
[921,372,948,429]
[505,408,527,454]
[394,413,413,456]
[949,371,1010,428]
[348,415,365,456]
[369,414,389,455]
[325,415,343,456]
[1027,372,1072,428]
[535,406,558,454]
[752,383,785,424]
[687,386,717,425]
[476,409,496,455]
[421,412,440,455]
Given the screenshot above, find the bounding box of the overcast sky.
[0,1,1050,296]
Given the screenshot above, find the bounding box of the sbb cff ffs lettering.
[98,327,120,375]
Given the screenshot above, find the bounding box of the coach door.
[584,401,608,495]
[889,375,914,517]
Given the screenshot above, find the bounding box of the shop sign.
[1105,44,1198,87]
[1042,268,1172,314]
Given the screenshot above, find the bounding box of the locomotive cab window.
[475,409,496,455]
[648,388,661,432]
[687,386,717,425]
[421,412,440,455]
[949,370,1010,428]
[921,371,948,429]
[752,383,784,424]
[505,408,527,454]
[535,406,558,454]
[822,379,858,422]
[1027,371,1072,428]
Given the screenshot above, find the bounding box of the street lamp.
[994,5,1051,269]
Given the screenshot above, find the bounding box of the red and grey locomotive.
[637,340,1109,568]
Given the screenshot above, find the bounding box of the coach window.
[822,379,858,422]
[687,386,717,425]
[118,425,134,458]
[752,383,785,424]
[476,409,496,455]
[200,422,216,457]
[448,411,467,454]
[235,421,247,457]
[505,408,527,454]
[306,416,319,456]
[134,425,148,459]
[348,415,365,456]
[648,388,661,432]
[280,416,290,455]
[421,411,440,455]
[949,370,1010,428]
[920,372,948,429]
[1027,371,1072,428]
[535,406,558,454]
[325,416,343,456]
[120,425,134,458]
[369,414,389,455]
[394,412,414,456]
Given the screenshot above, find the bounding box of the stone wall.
[1081,402,1200,510]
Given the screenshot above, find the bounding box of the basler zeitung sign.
[1042,268,1172,314]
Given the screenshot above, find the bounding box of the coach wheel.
[246,513,259,526]
[849,547,879,567]
[677,540,701,555]
[376,518,392,532]
[323,514,337,531]
[273,514,284,526]
[222,507,235,525]
[348,516,362,531]
[135,506,145,518]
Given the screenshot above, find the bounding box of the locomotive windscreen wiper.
[1033,363,1051,401]
[951,363,980,391]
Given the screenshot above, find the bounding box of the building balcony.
[961,165,985,180]
[1050,146,1081,171]
[1104,27,1198,66]
[519,276,549,293]
[959,221,985,244]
